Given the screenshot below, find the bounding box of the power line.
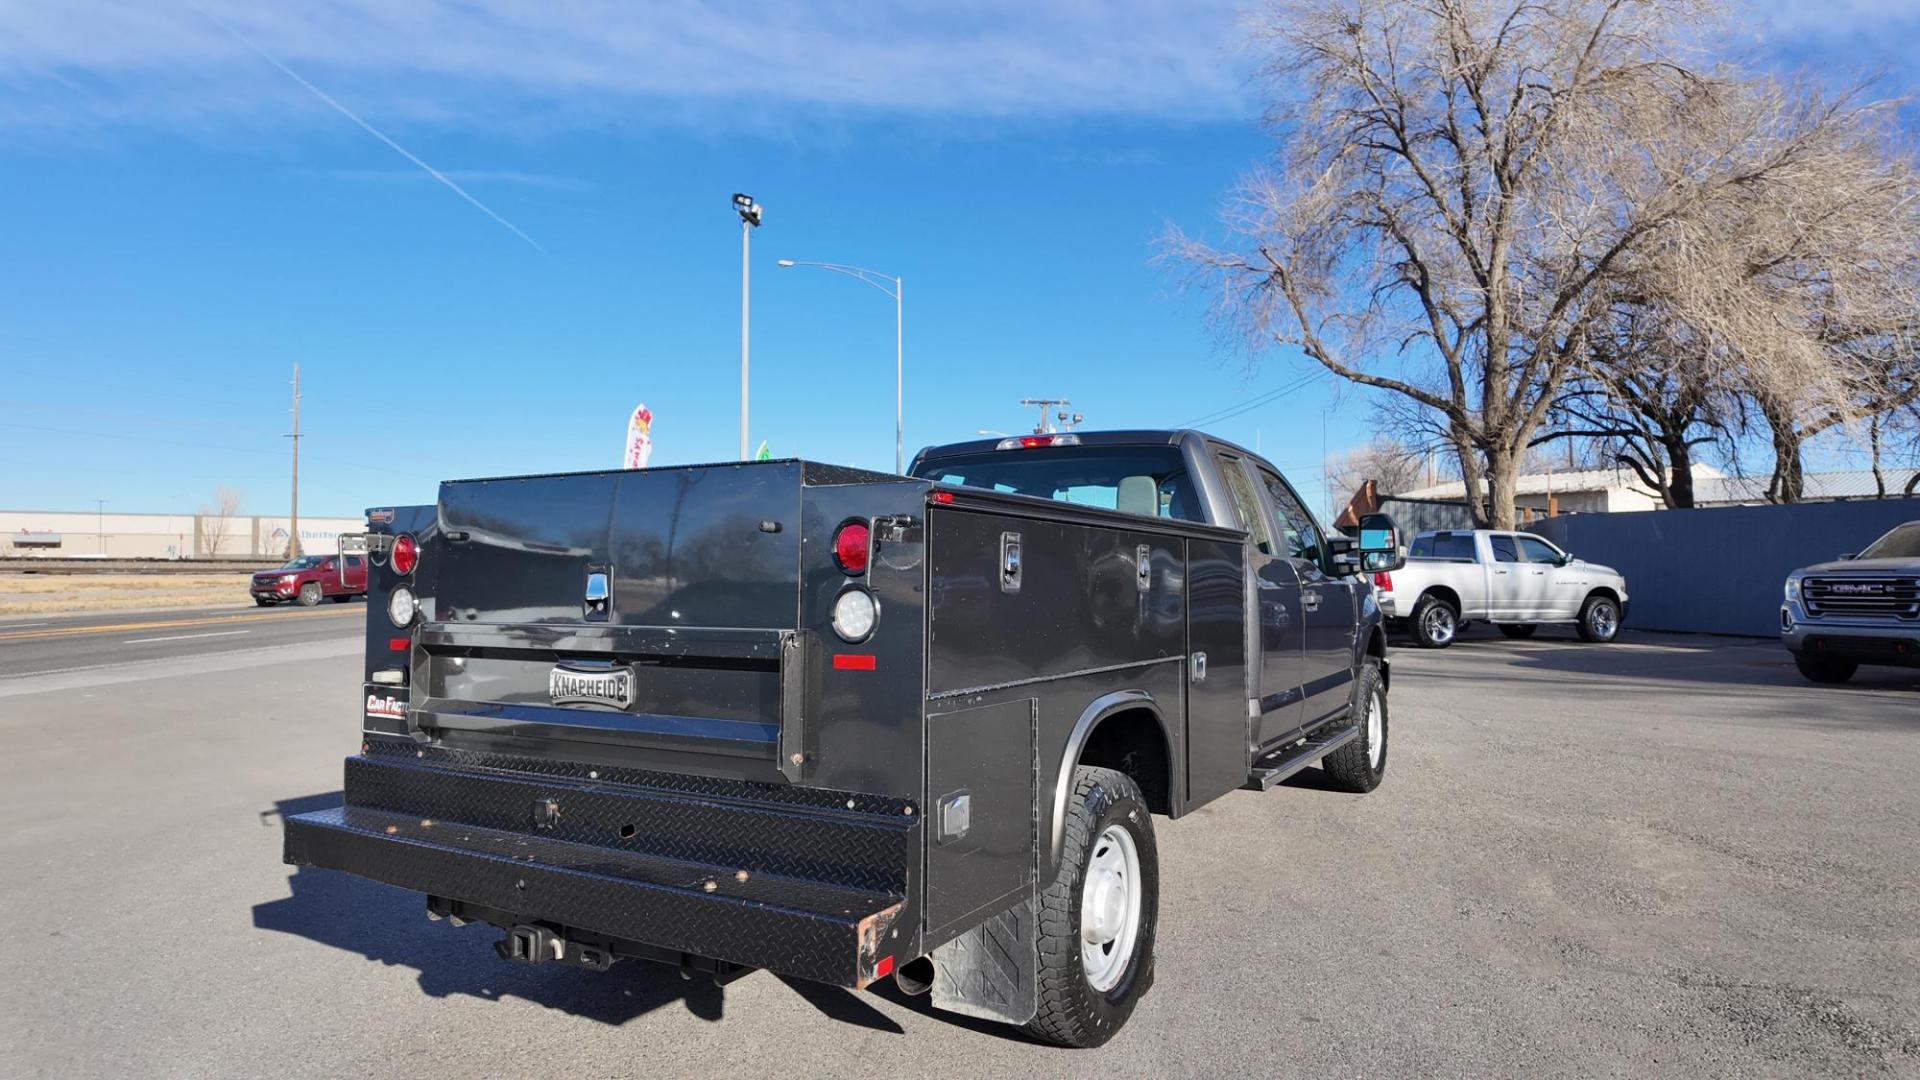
[1179,369,1328,428]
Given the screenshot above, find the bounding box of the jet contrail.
[191,4,549,256]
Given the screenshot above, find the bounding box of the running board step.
[1241,724,1360,791]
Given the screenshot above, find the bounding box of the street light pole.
[732,194,763,461]
[776,259,905,473]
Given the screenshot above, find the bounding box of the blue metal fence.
[1530,498,1920,637]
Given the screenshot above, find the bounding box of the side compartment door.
[1255,467,1355,726]
[1211,449,1305,747]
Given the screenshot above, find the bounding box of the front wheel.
[1026,765,1158,1049]
[1410,594,1458,649]
[1323,658,1387,793]
[1576,595,1620,643]
[1793,652,1857,684]
[297,582,323,607]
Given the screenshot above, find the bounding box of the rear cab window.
[912,445,1203,522]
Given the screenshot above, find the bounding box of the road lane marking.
[0,622,50,629]
[0,607,360,642]
[123,629,253,645]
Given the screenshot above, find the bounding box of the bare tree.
[198,486,244,558]
[1326,435,1430,500]
[1170,0,1737,528]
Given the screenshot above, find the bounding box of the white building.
[0,509,368,559]
[1392,465,1729,517]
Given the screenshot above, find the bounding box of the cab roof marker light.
[997,434,1081,450]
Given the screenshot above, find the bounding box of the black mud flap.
[930,898,1038,1024]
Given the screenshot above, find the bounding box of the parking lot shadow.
[252,793,727,1026]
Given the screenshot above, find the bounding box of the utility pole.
[1019,398,1072,435]
[733,194,763,461]
[286,364,302,559]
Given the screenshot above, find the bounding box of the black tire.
[1576,594,1620,643]
[1497,624,1536,640]
[1323,658,1387,793]
[1409,594,1458,649]
[1026,765,1158,1049]
[297,582,323,607]
[254,597,273,607]
[1794,652,1857,684]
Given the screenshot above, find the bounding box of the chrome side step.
[1241,724,1360,791]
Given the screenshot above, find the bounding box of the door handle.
[1301,590,1320,612]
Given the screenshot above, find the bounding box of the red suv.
[250,554,367,607]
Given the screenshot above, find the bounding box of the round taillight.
[832,521,870,575]
[831,587,879,642]
[390,534,418,576]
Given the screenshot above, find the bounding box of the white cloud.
[0,0,1254,131]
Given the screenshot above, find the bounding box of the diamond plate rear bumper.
[285,743,918,987]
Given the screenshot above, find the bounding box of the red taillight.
[833,521,871,575]
[390,534,418,576]
[930,491,954,505]
[1372,571,1393,592]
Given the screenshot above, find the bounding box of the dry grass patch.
[0,573,255,616]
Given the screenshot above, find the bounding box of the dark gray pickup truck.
[289,429,1403,1047]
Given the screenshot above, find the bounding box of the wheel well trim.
[1049,690,1172,868]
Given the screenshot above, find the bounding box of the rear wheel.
[1497,624,1537,640]
[1793,652,1857,684]
[1410,594,1458,649]
[297,582,322,607]
[1323,658,1387,793]
[1026,765,1158,1049]
[1576,594,1620,643]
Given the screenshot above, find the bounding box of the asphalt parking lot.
[1,623,1915,1078]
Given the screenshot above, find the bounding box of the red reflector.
[873,954,895,980]
[390,534,418,576]
[833,654,877,671]
[388,637,409,651]
[833,521,871,575]
[930,491,954,505]
[1371,571,1393,591]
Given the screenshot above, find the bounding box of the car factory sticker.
[365,693,407,720]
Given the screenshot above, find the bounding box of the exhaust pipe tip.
[894,955,935,996]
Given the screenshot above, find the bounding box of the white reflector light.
[831,588,878,642]
[387,586,418,627]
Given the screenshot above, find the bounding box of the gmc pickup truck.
[250,553,367,606]
[285,430,1403,1047]
[1782,520,1920,683]
[1374,529,1628,648]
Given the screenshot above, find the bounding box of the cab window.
[1257,468,1324,565]
[1213,454,1274,555]
[1516,536,1562,564]
[1489,535,1522,563]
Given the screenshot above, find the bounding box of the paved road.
[0,601,365,679]
[0,630,1914,1078]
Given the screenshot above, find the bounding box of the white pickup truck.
[1372,529,1629,648]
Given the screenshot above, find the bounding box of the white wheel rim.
[1080,823,1142,993]
[1366,689,1384,770]
[1423,606,1454,644]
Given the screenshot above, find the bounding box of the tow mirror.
[1356,513,1405,573]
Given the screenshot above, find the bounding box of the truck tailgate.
[416,463,804,769]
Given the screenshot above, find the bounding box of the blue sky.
[1,0,1915,519]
